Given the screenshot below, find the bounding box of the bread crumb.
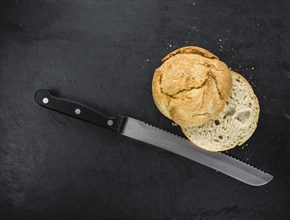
[172,122,178,126]
[169,44,172,48]
[284,113,290,120]
[146,59,150,62]
[219,45,223,48]
[219,39,222,42]
[251,67,255,70]
[241,143,248,150]
[191,26,198,31]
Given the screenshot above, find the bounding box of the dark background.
[1,0,289,219]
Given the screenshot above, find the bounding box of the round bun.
[182,71,260,152]
[152,46,232,127]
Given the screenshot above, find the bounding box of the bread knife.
[34,89,273,186]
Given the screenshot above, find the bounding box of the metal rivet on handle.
[42,98,49,104]
[107,120,113,126]
[75,108,81,115]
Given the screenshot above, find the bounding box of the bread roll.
[152,46,232,127]
[182,71,260,151]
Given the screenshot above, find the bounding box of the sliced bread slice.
[181,71,260,152]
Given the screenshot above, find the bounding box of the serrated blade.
[122,117,273,186]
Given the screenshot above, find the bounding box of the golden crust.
[162,46,218,62]
[152,46,232,127]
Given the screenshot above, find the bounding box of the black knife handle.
[34,89,127,133]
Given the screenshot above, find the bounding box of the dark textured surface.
[0,0,289,219]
